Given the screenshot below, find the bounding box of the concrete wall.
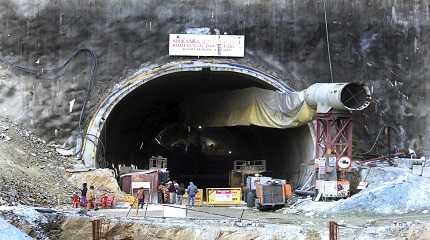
[0,0,428,153]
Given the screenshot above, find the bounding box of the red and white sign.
[357,181,368,190]
[338,156,352,169]
[169,34,245,57]
[215,190,233,201]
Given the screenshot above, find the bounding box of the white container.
[412,165,423,176]
[422,167,430,178]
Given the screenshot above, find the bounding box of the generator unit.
[255,180,285,211]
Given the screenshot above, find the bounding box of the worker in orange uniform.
[86,186,96,210]
[72,192,80,208]
[137,187,145,209]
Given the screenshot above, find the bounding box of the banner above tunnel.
[183,87,316,129]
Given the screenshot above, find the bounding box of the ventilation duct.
[304,82,371,113]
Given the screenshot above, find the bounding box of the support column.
[315,112,353,161]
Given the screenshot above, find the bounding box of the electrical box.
[317,180,350,198]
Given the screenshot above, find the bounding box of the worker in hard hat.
[176,183,185,205]
[86,186,96,210]
[80,183,88,207]
[72,192,80,208]
[186,182,198,207]
[167,181,176,204]
[137,187,145,209]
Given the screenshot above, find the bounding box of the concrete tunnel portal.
[82,61,315,189]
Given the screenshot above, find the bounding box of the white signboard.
[169,34,245,57]
[328,156,337,167]
[320,181,338,197]
[131,181,151,189]
[214,190,233,202]
[318,157,327,174]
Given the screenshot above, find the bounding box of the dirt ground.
[1,203,430,240]
[59,205,430,239]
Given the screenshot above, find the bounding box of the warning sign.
[338,156,352,169]
[207,188,241,205]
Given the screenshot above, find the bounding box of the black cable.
[0,48,98,157]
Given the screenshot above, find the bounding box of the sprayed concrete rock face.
[0,0,428,153]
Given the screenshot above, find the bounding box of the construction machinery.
[255,179,286,211]
[245,176,293,211]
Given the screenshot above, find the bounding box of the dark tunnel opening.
[97,70,314,190]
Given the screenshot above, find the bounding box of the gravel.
[0,117,77,207]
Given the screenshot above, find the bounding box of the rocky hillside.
[0,0,428,154]
[0,117,76,206]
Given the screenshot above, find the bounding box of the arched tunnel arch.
[82,61,314,188]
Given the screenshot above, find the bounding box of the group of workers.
[72,183,97,210]
[72,181,199,210]
[158,181,198,207]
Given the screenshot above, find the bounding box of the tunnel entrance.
[83,61,314,191]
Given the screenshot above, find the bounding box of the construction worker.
[137,187,145,209]
[72,192,80,208]
[186,182,198,207]
[86,186,96,210]
[176,183,185,205]
[80,183,88,207]
[168,181,176,204]
[158,184,164,203]
[158,183,169,203]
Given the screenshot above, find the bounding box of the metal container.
[120,169,169,203]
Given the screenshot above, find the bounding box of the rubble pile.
[329,167,430,215]
[66,168,125,200]
[0,118,77,206]
[287,167,430,216]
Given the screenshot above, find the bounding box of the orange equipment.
[283,183,293,199]
[100,195,116,208]
[255,181,285,211]
[72,194,80,208]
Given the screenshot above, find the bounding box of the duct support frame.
[315,112,353,163]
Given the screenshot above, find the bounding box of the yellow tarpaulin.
[183,87,315,129]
